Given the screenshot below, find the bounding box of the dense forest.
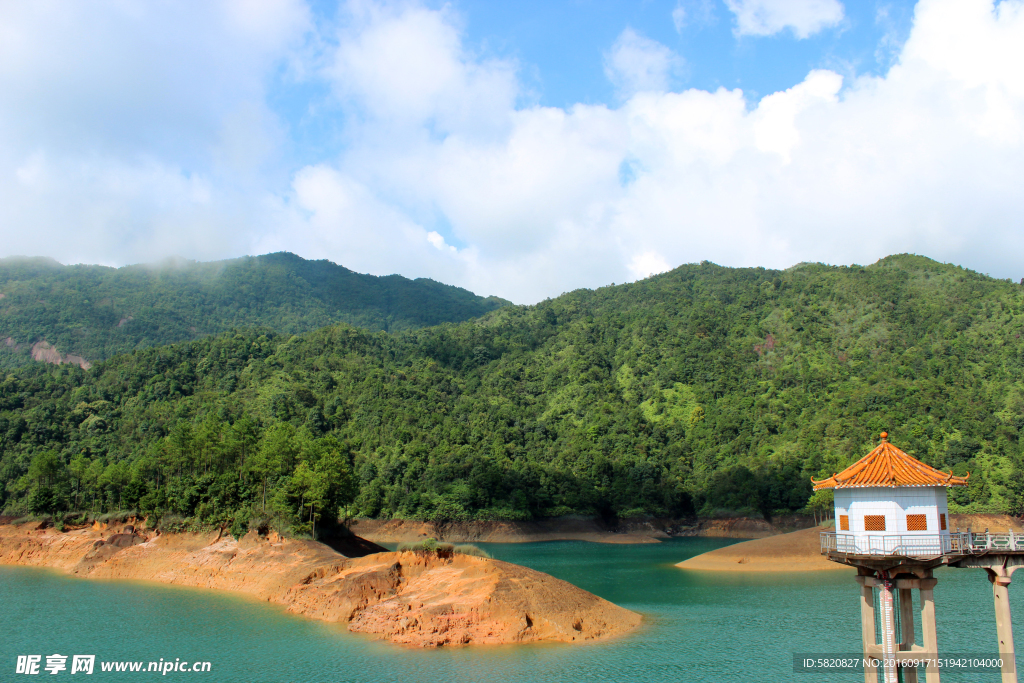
[2,254,1023,537]
[0,252,508,368]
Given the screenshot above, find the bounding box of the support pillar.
[987,569,1017,683]
[899,587,919,683]
[856,575,879,683]
[854,569,944,683]
[920,578,940,683]
[879,579,899,683]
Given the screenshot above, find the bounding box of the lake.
[1,537,1020,682]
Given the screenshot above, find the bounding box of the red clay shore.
[676,514,1024,573]
[0,521,640,647]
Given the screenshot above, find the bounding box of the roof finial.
[880,431,888,441]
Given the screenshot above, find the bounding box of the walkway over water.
[822,529,1024,683]
[821,530,1024,559]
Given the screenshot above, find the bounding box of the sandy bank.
[676,514,1023,573]
[0,522,640,647]
[350,515,819,545]
[676,526,848,572]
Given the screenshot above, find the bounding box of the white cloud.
[725,0,845,38]
[672,4,688,32]
[293,0,1024,302]
[629,251,672,279]
[3,0,1024,305]
[326,1,517,137]
[603,29,683,98]
[752,70,843,161]
[0,0,310,263]
[426,231,452,251]
[673,0,718,31]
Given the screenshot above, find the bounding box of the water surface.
[1,538,1019,682]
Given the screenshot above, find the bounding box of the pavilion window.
[940,513,946,531]
[839,515,849,531]
[864,515,886,532]
[906,514,927,531]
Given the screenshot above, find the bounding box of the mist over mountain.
[0,252,509,368]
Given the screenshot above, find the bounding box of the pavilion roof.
[811,434,969,491]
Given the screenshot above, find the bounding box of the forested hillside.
[2,254,1023,536]
[0,252,508,368]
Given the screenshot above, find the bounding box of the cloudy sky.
[1,0,1022,303]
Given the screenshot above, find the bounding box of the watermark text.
[16,655,211,675]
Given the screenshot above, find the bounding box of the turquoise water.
[1,538,1021,682]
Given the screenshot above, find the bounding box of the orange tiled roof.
[811,436,969,491]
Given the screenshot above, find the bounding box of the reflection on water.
[1,538,1019,682]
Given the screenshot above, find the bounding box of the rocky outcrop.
[29,340,92,369]
[0,522,640,647]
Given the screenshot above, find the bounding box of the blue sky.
[275,0,918,167]
[453,0,914,105]
[1,0,1022,303]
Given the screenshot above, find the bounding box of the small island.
[0,520,641,647]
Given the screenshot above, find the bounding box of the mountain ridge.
[2,252,1022,527]
[0,251,510,368]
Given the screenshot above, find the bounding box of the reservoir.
[2,537,1020,682]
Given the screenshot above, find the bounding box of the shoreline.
[349,514,821,545]
[0,521,641,647]
[675,514,1024,573]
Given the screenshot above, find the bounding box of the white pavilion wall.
[833,487,950,554]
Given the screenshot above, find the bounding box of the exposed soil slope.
[676,514,1023,573]
[0,522,640,647]
[945,514,1024,533]
[29,340,92,369]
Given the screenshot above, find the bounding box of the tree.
[84,459,106,511]
[194,414,225,474]
[99,461,131,510]
[69,454,91,509]
[288,461,316,528]
[167,420,194,478]
[28,451,62,488]
[29,487,56,515]
[247,422,299,511]
[229,414,260,474]
[805,489,834,526]
[307,443,357,537]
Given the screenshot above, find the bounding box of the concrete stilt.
[857,576,879,683]
[880,580,899,683]
[899,587,919,683]
[949,556,1023,682]
[987,570,1017,683]
[920,578,940,683]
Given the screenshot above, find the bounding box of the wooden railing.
[820,529,1023,557]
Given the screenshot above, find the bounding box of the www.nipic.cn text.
[15,655,212,675]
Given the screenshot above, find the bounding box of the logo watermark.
[15,655,211,675]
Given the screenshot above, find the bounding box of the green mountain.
[0,252,509,368]
[2,254,1023,533]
